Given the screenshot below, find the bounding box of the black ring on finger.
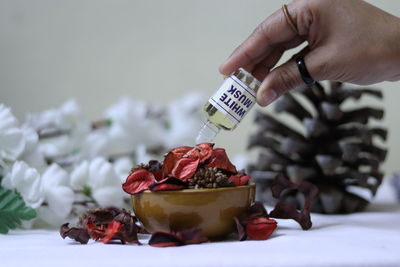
[296,56,315,86]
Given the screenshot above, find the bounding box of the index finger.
[219,2,302,75]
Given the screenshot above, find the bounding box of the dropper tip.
[195,121,220,144]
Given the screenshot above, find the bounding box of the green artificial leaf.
[0,187,37,234]
[83,185,92,198]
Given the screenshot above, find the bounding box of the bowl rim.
[131,183,256,195]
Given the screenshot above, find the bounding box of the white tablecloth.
[1,182,400,267]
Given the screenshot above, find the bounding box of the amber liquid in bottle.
[196,68,260,144]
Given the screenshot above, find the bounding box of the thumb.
[256,51,324,106]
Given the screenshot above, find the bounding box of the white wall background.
[0,0,399,173]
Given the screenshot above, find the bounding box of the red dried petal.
[102,221,123,244]
[171,157,200,182]
[245,217,277,240]
[269,174,319,230]
[206,148,237,173]
[60,223,90,244]
[122,169,155,194]
[86,219,106,241]
[148,230,184,247]
[183,147,201,159]
[228,174,251,186]
[149,177,187,192]
[196,143,214,163]
[152,171,163,181]
[171,146,193,154]
[162,146,192,177]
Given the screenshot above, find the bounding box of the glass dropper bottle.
[196,68,261,143]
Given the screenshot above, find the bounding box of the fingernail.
[262,88,278,106]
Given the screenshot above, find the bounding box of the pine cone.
[248,82,387,214]
[188,167,229,189]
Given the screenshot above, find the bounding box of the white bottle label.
[209,75,256,125]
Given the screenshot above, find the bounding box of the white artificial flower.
[20,125,38,154]
[0,104,19,130]
[80,129,110,158]
[70,157,124,207]
[19,147,47,174]
[25,99,90,158]
[105,98,165,154]
[70,160,89,190]
[113,157,133,183]
[164,92,205,147]
[25,99,80,131]
[38,164,74,226]
[15,125,47,172]
[0,104,45,169]
[1,161,44,209]
[0,127,26,161]
[135,144,152,165]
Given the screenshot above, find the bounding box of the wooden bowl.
[131,184,256,240]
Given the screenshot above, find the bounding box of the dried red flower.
[102,221,123,244]
[162,146,192,176]
[149,177,187,192]
[206,148,237,174]
[60,223,90,244]
[122,169,156,194]
[171,157,200,181]
[234,202,277,241]
[86,218,106,241]
[197,143,214,163]
[183,147,201,159]
[123,143,252,195]
[245,217,277,240]
[60,207,140,245]
[228,174,251,186]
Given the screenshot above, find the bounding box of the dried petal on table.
[102,221,123,243]
[60,223,90,244]
[234,202,276,241]
[245,217,277,240]
[269,173,319,230]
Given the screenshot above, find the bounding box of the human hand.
[219,0,400,106]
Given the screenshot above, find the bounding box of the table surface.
[1,181,400,267]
